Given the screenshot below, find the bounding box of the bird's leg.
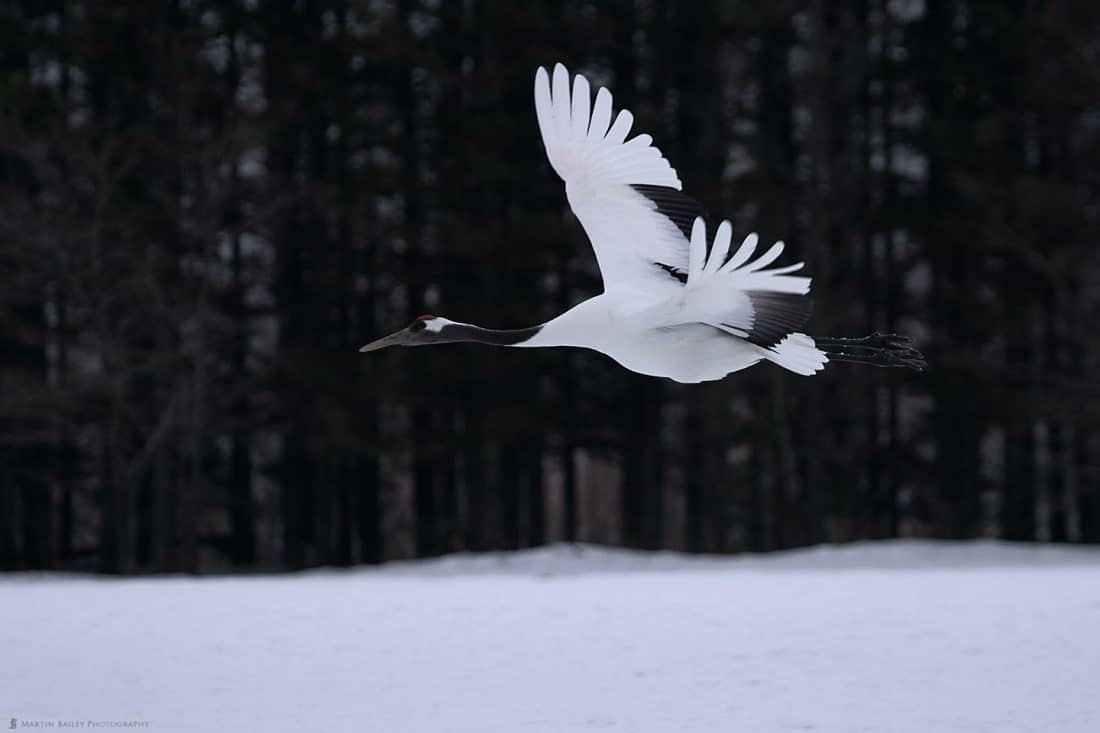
[816,332,915,350]
[817,332,927,371]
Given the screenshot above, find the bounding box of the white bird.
[360,63,925,382]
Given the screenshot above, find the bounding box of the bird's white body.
[523,287,809,383]
[364,64,923,379]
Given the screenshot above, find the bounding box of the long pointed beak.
[359,330,409,353]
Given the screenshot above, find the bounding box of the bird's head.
[358,314,457,352]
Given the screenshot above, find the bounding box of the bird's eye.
[410,320,427,332]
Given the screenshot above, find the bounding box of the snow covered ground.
[3,540,1100,733]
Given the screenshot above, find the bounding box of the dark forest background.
[3,0,1100,574]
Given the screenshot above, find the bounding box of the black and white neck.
[420,316,544,347]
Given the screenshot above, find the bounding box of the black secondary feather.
[630,184,711,240]
[743,291,814,348]
[632,184,714,284]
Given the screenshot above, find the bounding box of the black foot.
[818,332,927,371]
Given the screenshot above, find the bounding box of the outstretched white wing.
[676,216,814,347]
[535,63,703,291]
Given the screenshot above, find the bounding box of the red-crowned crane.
[360,64,925,382]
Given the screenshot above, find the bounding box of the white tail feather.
[765,333,828,375]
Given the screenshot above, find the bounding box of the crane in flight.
[360,63,925,383]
